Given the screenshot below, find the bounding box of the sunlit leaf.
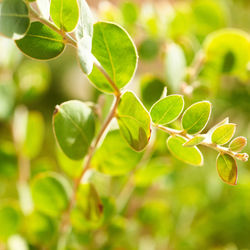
[88,22,138,93]
[182,101,211,134]
[216,153,237,185]
[183,134,206,147]
[229,136,247,152]
[15,22,65,60]
[167,135,204,166]
[53,100,96,160]
[117,91,151,151]
[165,43,186,92]
[31,172,70,217]
[0,0,30,40]
[150,95,184,125]
[50,0,79,32]
[211,123,236,145]
[92,130,143,176]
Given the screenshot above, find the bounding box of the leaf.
[0,0,30,40]
[211,123,236,145]
[138,38,160,61]
[31,172,70,217]
[229,136,247,152]
[216,153,237,185]
[76,0,93,40]
[50,0,79,32]
[207,117,229,135]
[37,0,50,19]
[92,130,143,176]
[15,22,65,60]
[0,204,20,240]
[167,135,204,166]
[22,112,45,159]
[183,134,206,147]
[88,22,138,93]
[165,43,186,92]
[117,91,151,151]
[150,95,184,125]
[70,183,103,231]
[121,1,139,25]
[53,100,96,160]
[182,101,211,135]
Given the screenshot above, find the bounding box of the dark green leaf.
[117,91,151,151]
[216,153,237,185]
[15,22,65,60]
[53,100,95,160]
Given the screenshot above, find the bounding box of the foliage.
[0,0,249,249]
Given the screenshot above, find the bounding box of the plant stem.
[155,124,248,161]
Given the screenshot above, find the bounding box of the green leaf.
[167,135,204,166]
[92,130,143,176]
[121,1,139,25]
[0,204,20,240]
[53,100,96,160]
[229,136,247,152]
[165,43,186,92]
[0,0,30,40]
[138,38,160,61]
[203,29,250,81]
[31,172,70,217]
[117,91,151,151]
[15,22,65,60]
[88,22,138,93]
[22,112,45,159]
[71,183,103,231]
[182,101,211,134]
[216,153,237,185]
[37,0,50,19]
[150,95,184,125]
[211,123,236,145]
[50,0,79,32]
[183,134,206,147]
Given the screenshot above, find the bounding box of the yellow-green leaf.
[229,136,247,152]
[211,123,236,145]
[183,134,206,147]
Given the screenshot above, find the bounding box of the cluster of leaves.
[0,0,249,249]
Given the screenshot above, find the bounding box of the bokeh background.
[0,0,250,249]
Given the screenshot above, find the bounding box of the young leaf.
[211,123,236,145]
[150,95,184,125]
[117,91,151,151]
[183,134,206,147]
[88,22,138,93]
[216,153,237,185]
[207,117,229,135]
[167,135,204,166]
[15,22,65,60]
[229,136,247,152]
[50,0,79,32]
[165,43,186,92]
[0,0,30,40]
[31,172,70,217]
[53,100,95,160]
[92,130,143,176]
[182,101,211,134]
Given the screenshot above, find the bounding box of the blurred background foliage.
[0,0,250,249]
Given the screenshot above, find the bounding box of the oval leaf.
[229,136,247,152]
[92,130,143,176]
[88,22,138,93]
[0,0,30,40]
[182,101,211,134]
[150,94,184,125]
[167,135,203,166]
[31,172,70,217]
[211,123,236,145]
[15,22,65,60]
[216,153,237,185]
[117,91,151,151]
[50,0,79,32]
[53,100,96,160]
[183,134,206,147]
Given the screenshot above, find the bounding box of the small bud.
[235,153,249,162]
